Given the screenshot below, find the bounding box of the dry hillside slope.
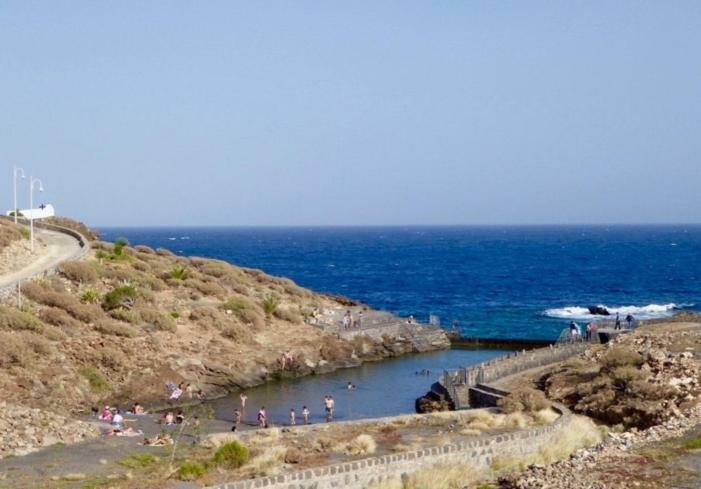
[0,220,444,415]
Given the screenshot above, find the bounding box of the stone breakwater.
[0,402,100,458]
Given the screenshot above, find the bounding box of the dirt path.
[0,227,83,291]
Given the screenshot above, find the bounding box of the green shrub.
[213,441,249,469]
[684,437,701,450]
[176,460,207,481]
[58,261,98,283]
[95,249,109,260]
[262,294,279,315]
[113,238,129,257]
[118,453,158,469]
[81,288,100,304]
[80,367,110,393]
[170,311,180,319]
[102,285,138,310]
[169,265,189,280]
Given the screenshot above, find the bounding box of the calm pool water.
[208,348,505,425]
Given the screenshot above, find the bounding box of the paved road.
[0,226,84,291]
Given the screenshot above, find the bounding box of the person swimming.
[347,381,356,390]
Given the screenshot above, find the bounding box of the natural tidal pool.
[208,348,506,425]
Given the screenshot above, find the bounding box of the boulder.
[588,306,610,316]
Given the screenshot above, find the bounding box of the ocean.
[99,225,701,341]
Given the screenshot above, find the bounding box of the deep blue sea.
[99,226,701,341]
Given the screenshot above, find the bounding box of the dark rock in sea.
[588,306,610,316]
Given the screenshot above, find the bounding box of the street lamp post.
[13,166,26,224]
[29,177,44,252]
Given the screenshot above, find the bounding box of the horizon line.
[93,222,701,229]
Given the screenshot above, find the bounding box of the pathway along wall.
[207,343,589,489]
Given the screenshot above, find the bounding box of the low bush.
[118,453,158,469]
[133,245,155,254]
[0,331,34,367]
[220,323,253,343]
[177,460,207,481]
[98,347,127,369]
[58,261,98,283]
[0,306,45,332]
[186,278,226,297]
[80,367,110,394]
[262,294,279,315]
[340,434,376,456]
[22,282,104,323]
[108,308,142,324]
[213,441,249,469]
[113,238,129,257]
[139,309,176,332]
[102,285,138,310]
[684,437,701,450]
[221,297,251,314]
[94,320,138,338]
[156,247,175,257]
[498,387,550,414]
[169,264,189,280]
[0,221,24,249]
[80,288,100,304]
[273,306,302,324]
[37,307,82,329]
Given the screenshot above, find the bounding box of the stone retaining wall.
[441,342,589,409]
[207,404,572,489]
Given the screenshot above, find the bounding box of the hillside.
[0,221,447,419]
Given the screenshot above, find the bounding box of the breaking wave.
[543,303,692,320]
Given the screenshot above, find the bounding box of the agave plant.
[170,265,189,280]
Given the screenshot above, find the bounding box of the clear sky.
[1,1,700,226]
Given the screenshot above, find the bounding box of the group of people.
[93,402,149,437]
[342,310,364,329]
[167,382,206,402]
[614,312,636,330]
[568,312,636,341]
[232,389,345,431]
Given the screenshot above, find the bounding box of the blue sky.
[1,1,700,226]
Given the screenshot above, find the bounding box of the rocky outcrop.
[0,402,100,458]
[588,305,610,316]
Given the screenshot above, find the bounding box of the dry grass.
[0,306,46,333]
[22,282,104,323]
[138,308,176,332]
[242,446,287,477]
[58,261,98,283]
[498,387,550,414]
[0,220,25,249]
[94,320,138,338]
[336,434,377,456]
[369,463,486,489]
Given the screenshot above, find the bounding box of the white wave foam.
[543,303,693,320]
